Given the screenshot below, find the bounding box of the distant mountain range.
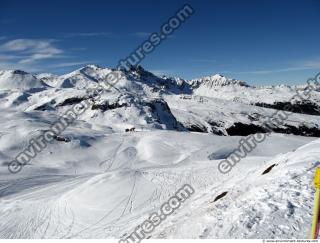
[1,65,320,137]
[1,65,320,239]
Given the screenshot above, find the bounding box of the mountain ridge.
[1,65,320,137]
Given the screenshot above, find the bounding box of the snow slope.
[0,121,318,238]
[0,65,320,239]
[0,70,48,90]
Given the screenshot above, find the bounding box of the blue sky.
[0,0,319,85]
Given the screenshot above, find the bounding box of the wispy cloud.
[302,59,320,69]
[0,53,22,61]
[49,61,95,68]
[236,67,307,75]
[0,36,7,41]
[0,39,64,64]
[63,31,175,40]
[0,38,67,72]
[0,37,104,72]
[130,32,176,39]
[63,32,116,38]
[232,59,320,75]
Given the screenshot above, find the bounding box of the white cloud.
[49,61,95,68]
[0,39,64,64]
[236,67,307,75]
[0,38,100,73]
[302,60,320,69]
[232,59,320,75]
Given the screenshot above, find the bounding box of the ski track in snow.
[0,128,319,238]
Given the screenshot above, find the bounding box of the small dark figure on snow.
[125,127,135,132]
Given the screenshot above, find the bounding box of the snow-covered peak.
[123,65,155,79]
[162,76,186,86]
[49,64,113,89]
[35,73,58,80]
[111,65,191,95]
[205,73,226,81]
[62,65,99,78]
[83,64,101,69]
[191,73,249,88]
[0,69,47,90]
[77,64,103,73]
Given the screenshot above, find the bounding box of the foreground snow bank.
[153,138,320,239]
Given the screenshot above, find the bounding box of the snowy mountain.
[0,70,48,90]
[0,65,319,239]
[190,73,249,89]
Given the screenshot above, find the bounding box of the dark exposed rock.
[91,101,128,111]
[247,113,264,121]
[53,135,71,142]
[34,103,54,111]
[207,121,225,135]
[213,191,228,202]
[185,124,208,133]
[146,99,185,130]
[226,123,267,136]
[13,70,29,75]
[123,65,192,95]
[57,97,87,107]
[262,164,277,175]
[225,122,320,137]
[34,100,56,111]
[272,124,320,137]
[254,101,320,116]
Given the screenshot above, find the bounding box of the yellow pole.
[311,168,320,239]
